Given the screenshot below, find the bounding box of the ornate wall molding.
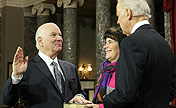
[0,0,47,8]
[24,0,47,7]
[32,3,55,16]
[57,0,84,8]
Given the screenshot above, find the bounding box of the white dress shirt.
[38,51,65,81]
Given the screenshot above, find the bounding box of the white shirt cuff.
[74,94,85,99]
[11,72,23,84]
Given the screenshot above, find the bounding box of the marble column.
[164,12,172,47]
[0,8,2,85]
[146,0,155,28]
[32,3,55,27]
[57,0,84,66]
[23,6,38,59]
[96,0,111,79]
[63,1,78,66]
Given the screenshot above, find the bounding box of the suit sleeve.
[1,78,21,105]
[2,72,28,106]
[170,69,176,102]
[103,38,146,108]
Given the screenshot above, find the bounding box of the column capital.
[23,6,33,17]
[32,3,55,16]
[57,0,84,8]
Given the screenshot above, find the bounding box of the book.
[64,103,88,108]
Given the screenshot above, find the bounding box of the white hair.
[118,0,151,18]
[35,23,58,50]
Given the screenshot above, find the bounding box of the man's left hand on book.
[69,95,92,104]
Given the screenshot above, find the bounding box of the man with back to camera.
[2,23,91,108]
[103,0,176,108]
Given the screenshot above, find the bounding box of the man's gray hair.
[35,27,46,50]
[118,0,151,18]
[35,23,52,50]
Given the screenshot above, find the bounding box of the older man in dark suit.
[2,23,90,108]
[103,0,175,108]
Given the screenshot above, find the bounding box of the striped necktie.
[52,61,65,94]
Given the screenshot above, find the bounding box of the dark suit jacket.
[2,55,86,108]
[103,24,175,108]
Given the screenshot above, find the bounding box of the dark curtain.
[163,0,176,105]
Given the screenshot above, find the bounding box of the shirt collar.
[131,20,150,34]
[38,51,58,66]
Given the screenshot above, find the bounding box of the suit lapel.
[34,55,64,97]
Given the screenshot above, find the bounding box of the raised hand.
[13,47,28,78]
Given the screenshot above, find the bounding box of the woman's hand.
[86,104,99,108]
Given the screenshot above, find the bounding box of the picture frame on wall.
[8,62,12,79]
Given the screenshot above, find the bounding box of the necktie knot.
[52,61,57,67]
